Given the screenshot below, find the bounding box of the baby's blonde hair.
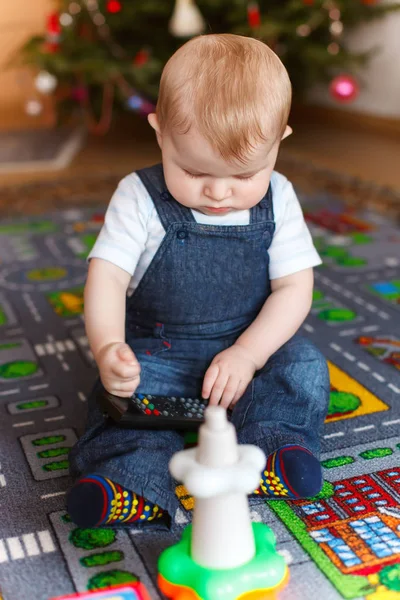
[156,33,292,164]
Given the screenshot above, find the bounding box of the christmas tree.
[17,0,400,133]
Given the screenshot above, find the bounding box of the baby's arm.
[236,267,314,368]
[85,257,141,396]
[202,268,314,408]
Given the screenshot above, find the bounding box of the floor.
[0,110,399,600]
[0,197,400,600]
[0,111,399,193]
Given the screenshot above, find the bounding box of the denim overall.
[69,164,330,522]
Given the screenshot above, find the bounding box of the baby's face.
[160,127,280,216]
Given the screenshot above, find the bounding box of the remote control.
[97,387,208,430]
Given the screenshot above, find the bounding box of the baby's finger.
[108,389,133,398]
[117,344,138,364]
[108,377,140,397]
[202,364,219,400]
[112,360,141,380]
[209,372,229,406]
[219,377,239,410]
[231,381,248,407]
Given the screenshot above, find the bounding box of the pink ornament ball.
[330,75,360,103]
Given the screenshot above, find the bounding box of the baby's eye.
[236,175,254,181]
[184,170,202,179]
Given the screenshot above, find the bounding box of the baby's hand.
[97,342,141,397]
[202,344,257,410]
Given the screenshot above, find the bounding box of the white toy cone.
[169,0,206,37]
[169,406,266,570]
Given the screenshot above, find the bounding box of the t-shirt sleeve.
[269,174,322,279]
[88,173,150,275]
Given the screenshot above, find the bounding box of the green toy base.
[158,523,289,600]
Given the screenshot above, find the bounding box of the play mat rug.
[0,197,399,600]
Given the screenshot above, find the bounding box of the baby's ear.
[281,125,293,140]
[148,113,160,133]
[148,113,163,148]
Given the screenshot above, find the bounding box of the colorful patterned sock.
[254,444,323,499]
[66,474,165,528]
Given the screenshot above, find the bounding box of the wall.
[0,0,399,129]
[310,0,400,118]
[0,0,53,128]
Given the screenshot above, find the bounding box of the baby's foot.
[254,444,323,499]
[66,474,166,527]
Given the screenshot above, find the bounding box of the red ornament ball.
[303,0,314,5]
[329,74,359,103]
[43,41,60,54]
[71,86,89,103]
[247,2,261,28]
[47,12,61,35]
[134,49,150,67]
[107,0,122,13]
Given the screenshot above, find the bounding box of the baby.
[67,33,330,528]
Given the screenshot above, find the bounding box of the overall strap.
[250,184,274,223]
[136,163,195,230]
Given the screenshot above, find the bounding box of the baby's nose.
[205,182,232,201]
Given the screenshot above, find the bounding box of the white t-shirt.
[89,169,321,292]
